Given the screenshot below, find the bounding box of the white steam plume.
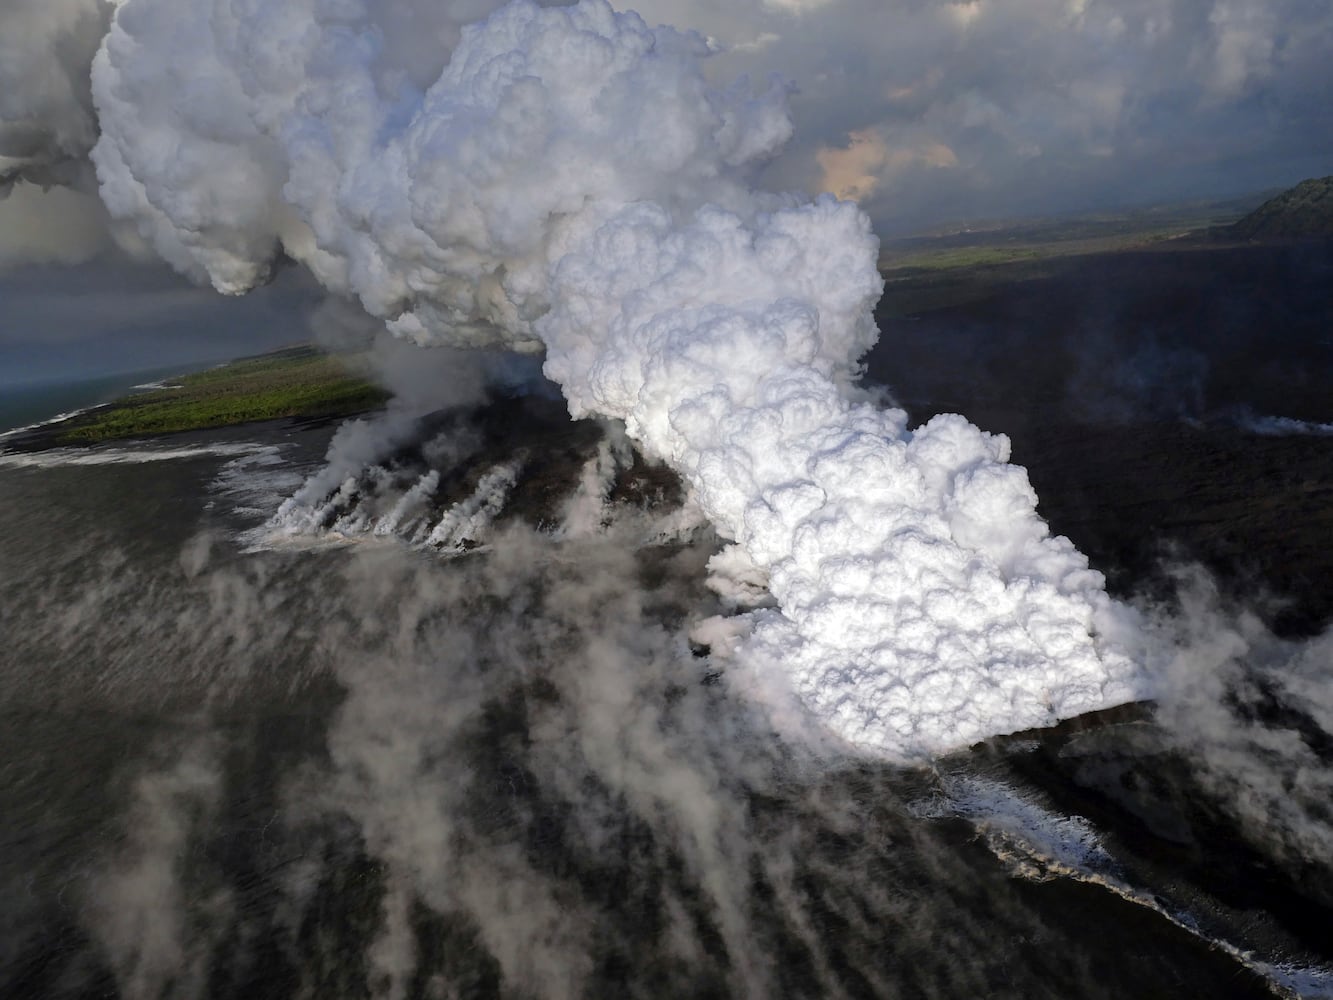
[83,736,231,1000]
[81,0,1145,756]
[1152,568,1333,877]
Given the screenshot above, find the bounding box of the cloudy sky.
[625,0,1333,228]
[1,0,1330,387]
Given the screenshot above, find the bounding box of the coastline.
[0,345,388,454]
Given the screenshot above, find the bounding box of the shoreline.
[1,345,388,454]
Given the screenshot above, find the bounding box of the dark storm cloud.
[0,182,112,268]
[0,0,111,192]
[623,0,1333,230]
[0,259,321,386]
[5,0,1328,254]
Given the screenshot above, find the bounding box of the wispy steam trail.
[48,0,1148,754]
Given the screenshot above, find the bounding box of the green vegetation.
[877,196,1260,275]
[874,194,1271,317]
[879,226,1201,276]
[57,346,389,443]
[884,246,1045,272]
[1231,176,1333,240]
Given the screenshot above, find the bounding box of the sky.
[622,0,1333,228]
[0,259,320,387]
[1,0,1331,387]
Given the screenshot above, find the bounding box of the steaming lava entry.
[3,307,1333,996]
[1,0,1332,996]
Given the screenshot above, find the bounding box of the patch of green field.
[879,225,1213,277]
[872,196,1272,318]
[58,346,390,443]
[876,250,1073,318]
[885,246,1044,272]
[876,194,1264,278]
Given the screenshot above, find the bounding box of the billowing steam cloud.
[0,0,111,193]
[26,0,1149,755]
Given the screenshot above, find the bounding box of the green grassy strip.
[879,226,1204,275]
[57,348,390,443]
[885,246,1044,272]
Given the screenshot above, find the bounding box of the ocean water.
[0,366,197,437]
[2,405,1330,1000]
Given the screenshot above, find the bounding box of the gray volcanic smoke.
[0,0,111,193]
[6,0,1150,755]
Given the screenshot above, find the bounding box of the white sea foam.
[920,774,1333,999]
[208,446,307,519]
[0,441,273,469]
[0,404,103,443]
[927,774,1116,875]
[129,379,182,391]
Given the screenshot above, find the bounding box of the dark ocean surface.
[0,366,196,437]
